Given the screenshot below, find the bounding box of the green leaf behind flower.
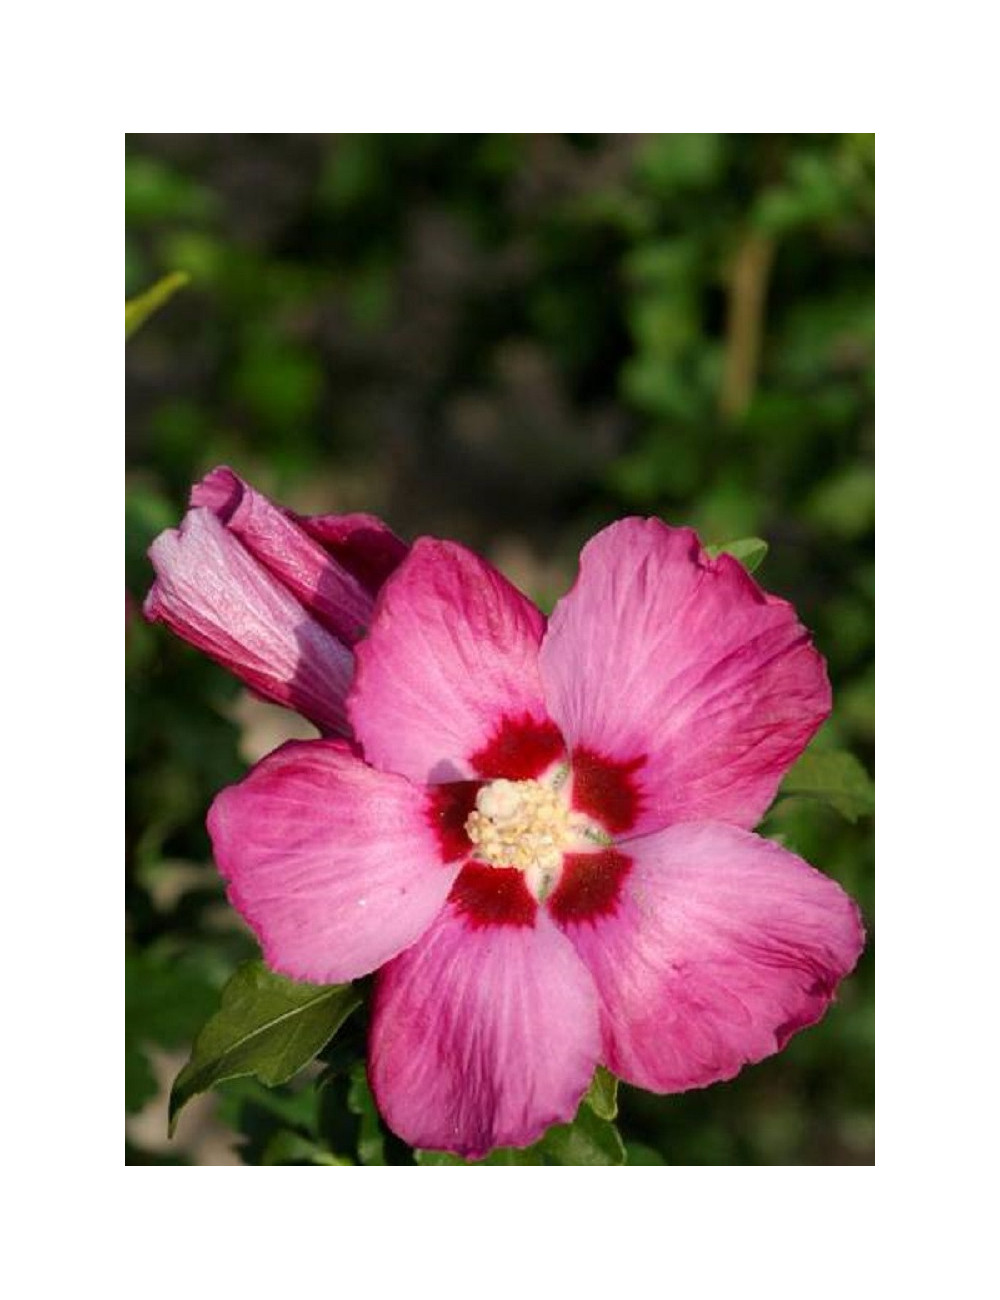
[168,960,361,1135]
[125,944,218,1114]
[779,749,875,822]
[415,1146,544,1166]
[260,1130,352,1166]
[347,1063,387,1166]
[704,537,769,573]
[415,1094,626,1166]
[626,1141,667,1165]
[539,1104,626,1164]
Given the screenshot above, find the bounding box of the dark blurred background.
[125,133,874,1165]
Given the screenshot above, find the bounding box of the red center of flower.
[429,728,644,930]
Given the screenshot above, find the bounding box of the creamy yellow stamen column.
[465,776,599,901]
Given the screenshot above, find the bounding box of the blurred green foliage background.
[125,133,874,1165]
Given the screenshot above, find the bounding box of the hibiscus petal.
[207,740,465,984]
[145,507,353,735]
[369,902,600,1158]
[350,538,557,783]
[193,466,408,596]
[298,511,408,595]
[554,822,864,1094]
[540,518,830,834]
[191,467,376,644]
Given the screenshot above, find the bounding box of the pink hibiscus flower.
[146,468,864,1159]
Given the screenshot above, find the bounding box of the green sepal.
[704,537,769,574]
[584,1065,619,1120]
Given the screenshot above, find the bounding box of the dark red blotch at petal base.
[571,747,645,835]
[450,863,538,928]
[470,714,566,781]
[426,782,481,862]
[547,850,632,926]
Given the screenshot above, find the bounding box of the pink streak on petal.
[349,538,551,784]
[540,518,831,835]
[369,903,600,1158]
[144,508,353,736]
[207,740,463,984]
[190,468,375,645]
[555,822,864,1094]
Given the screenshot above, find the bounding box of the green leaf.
[584,1065,619,1120]
[125,271,189,340]
[347,1063,386,1166]
[479,1146,545,1165]
[626,1141,666,1165]
[126,945,218,1047]
[260,1130,353,1166]
[537,1104,626,1165]
[125,1039,158,1115]
[705,537,769,573]
[805,466,875,539]
[125,486,177,594]
[779,749,875,823]
[415,1101,625,1166]
[168,961,361,1135]
[125,944,218,1114]
[414,1146,544,1166]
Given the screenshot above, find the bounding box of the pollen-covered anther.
[465,777,580,873]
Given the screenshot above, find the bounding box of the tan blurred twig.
[719,230,775,420]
